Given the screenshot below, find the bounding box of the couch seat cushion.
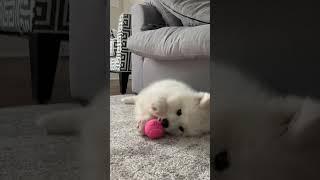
[127,24,209,60]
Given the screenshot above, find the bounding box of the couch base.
[132,57,210,93]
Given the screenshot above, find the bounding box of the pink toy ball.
[144,118,165,139]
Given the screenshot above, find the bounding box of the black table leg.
[29,34,60,104]
[119,72,130,94]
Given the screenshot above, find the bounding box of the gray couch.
[128,0,210,93]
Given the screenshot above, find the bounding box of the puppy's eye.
[179,126,184,132]
[176,109,182,116]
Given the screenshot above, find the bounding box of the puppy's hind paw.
[121,96,136,104]
[35,109,83,135]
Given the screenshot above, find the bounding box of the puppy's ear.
[197,92,210,108]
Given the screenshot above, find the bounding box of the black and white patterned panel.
[33,0,69,33]
[32,0,55,31]
[0,0,69,33]
[110,29,117,57]
[111,13,132,72]
[0,0,34,32]
[110,28,117,38]
[110,38,117,57]
[57,0,68,31]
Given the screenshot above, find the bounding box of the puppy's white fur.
[122,79,210,136]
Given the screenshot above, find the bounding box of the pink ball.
[144,119,164,139]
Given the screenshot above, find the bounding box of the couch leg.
[29,34,60,104]
[119,72,130,94]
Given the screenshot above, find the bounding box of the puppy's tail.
[121,96,137,104]
[36,107,88,135]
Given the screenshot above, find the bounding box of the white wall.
[0,35,69,58]
[123,0,144,13]
[0,36,28,57]
[110,0,144,29]
[110,0,124,30]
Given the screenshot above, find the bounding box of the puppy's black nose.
[213,150,230,172]
[161,119,169,128]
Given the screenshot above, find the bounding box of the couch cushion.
[145,0,183,26]
[127,24,209,60]
[159,0,210,26]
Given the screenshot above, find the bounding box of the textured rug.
[0,103,81,180]
[110,95,210,180]
[0,95,210,179]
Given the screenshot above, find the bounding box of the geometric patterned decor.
[110,28,117,38]
[110,38,117,57]
[110,29,117,57]
[110,13,132,72]
[0,0,35,32]
[0,0,69,34]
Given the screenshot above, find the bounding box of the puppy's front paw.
[137,119,147,135]
[149,97,167,117]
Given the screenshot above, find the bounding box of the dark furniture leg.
[119,72,130,94]
[29,34,60,104]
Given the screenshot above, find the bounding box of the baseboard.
[110,73,132,80]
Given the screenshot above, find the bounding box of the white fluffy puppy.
[122,79,210,136]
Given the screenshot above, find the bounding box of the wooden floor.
[0,57,132,108]
[110,78,132,96]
